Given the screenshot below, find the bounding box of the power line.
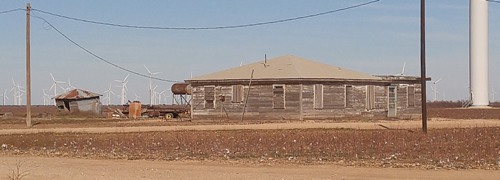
[23,1,379,82]
[32,0,380,30]
[488,0,500,3]
[30,14,181,83]
[0,8,24,15]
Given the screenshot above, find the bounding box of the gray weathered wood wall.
[190,83,422,120]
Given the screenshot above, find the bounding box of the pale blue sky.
[1,0,499,105]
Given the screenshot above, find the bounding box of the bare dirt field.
[1,106,500,179]
[2,156,500,180]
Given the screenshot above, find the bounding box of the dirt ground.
[1,118,500,135]
[1,156,500,180]
[1,106,500,179]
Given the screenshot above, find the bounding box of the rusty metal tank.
[171,83,191,95]
[128,101,142,119]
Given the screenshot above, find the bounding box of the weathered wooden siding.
[397,84,422,117]
[192,84,301,120]
[374,86,387,110]
[191,82,422,120]
[397,85,408,111]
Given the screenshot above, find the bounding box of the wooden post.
[299,84,303,120]
[241,69,254,121]
[26,3,32,127]
[420,0,427,133]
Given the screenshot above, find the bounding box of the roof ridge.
[189,55,381,81]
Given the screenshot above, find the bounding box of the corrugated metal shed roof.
[189,55,380,81]
[54,89,101,100]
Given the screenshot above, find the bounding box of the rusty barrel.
[128,101,142,119]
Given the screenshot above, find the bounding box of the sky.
[0,0,499,105]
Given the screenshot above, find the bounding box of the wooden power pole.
[26,3,32,127]
[420,0,427,133]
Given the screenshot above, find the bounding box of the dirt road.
[1,118,499,135]
[1,119,500,179]
[1,156,499,180]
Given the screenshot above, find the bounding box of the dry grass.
[3,160,30,180]
[1,128,500,169]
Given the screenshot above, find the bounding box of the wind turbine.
[115,74,129,105]
[15,84,24,105]
[158,91,165,105]
[400,62,406,76]
[394,62,406,76]
[10,85,17,105]
[49,73,65,104]
[152,85,158,105]
[42,89,50,105]
[144,65,161,106]
[103,83,115,105]
[10,80,24,105]
[64,78,76,92]
[10,80,19,105]
[431,78,442,102]
[16,85,24,105]
[134,93,140,101]
[1,89,8,105]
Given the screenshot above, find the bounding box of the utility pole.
[241,69,254,121]
[420,0,427,133]
[26,3,32,127]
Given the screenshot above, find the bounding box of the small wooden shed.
[54,89,102,115]
[186,55,425,120]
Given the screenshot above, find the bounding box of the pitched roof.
[54,89,101,100]
[189,55,380,81]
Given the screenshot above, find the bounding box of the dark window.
[204,86,215,109]
[314,84,323,109]
[345,85,353,108]
[387,86,397,117]
[407,86,415,107]
[273,85,285,109]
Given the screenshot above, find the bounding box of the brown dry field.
[1,105,500,179]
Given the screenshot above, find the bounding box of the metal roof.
[189,55,380,81]
[54,89,102,100]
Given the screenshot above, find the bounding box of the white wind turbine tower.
[16,84,24,105]
[152,85,158,105]
[395,62,406,76]
[431,78,442,102]
[469,0,489,107]
[134,93,140,101]
[103,83,114,105]
[144,65,161,105]
[1,89,8,105]
[115,74,129,105]
[49,73,65,105]
[10,80,19,105]
[42,89,51,105]
[11,80,24,105]
[10,88,17,105]
[158,91,165,105]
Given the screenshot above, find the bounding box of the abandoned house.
[54,89,102,115]
[186,55,425,120]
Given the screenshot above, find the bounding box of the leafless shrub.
[5,160,30,180]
